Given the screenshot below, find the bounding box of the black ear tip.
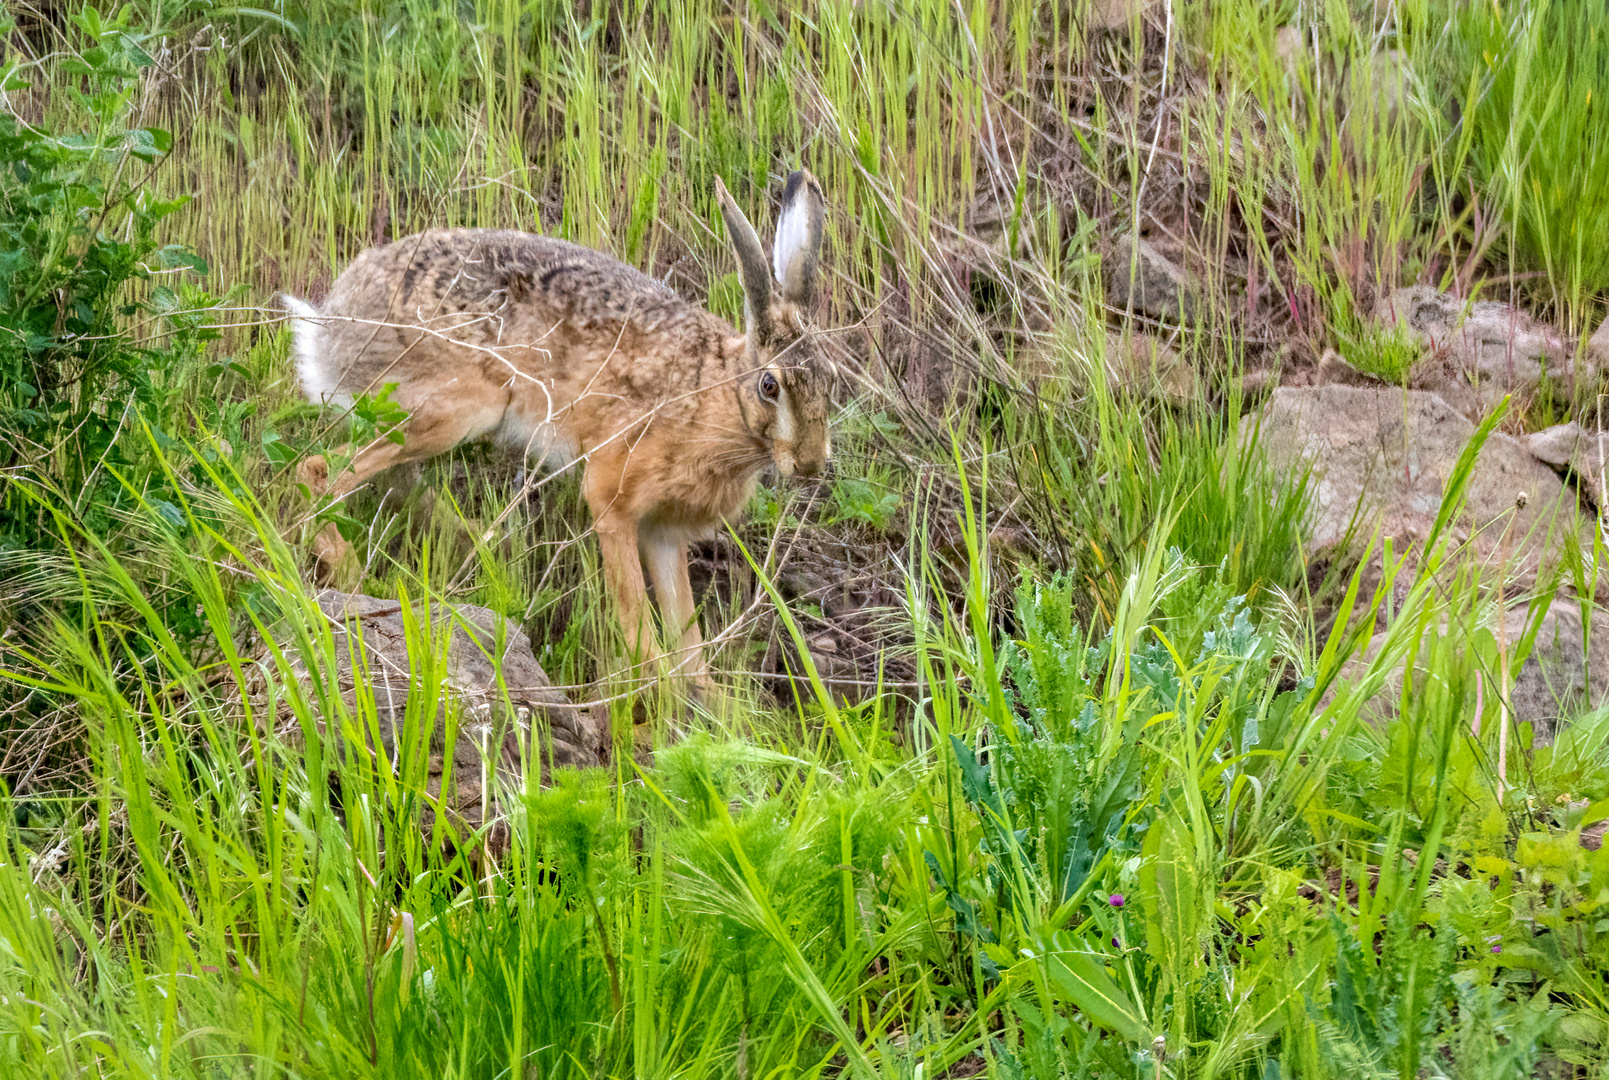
[781,169,822,202]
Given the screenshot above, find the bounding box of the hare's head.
[716,170,831,479]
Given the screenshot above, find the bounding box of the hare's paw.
[310,524,363,591]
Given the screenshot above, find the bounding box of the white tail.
[281,295,348,407]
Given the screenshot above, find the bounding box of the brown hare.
[282,170,831,686]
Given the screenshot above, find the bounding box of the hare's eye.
[759,372,780,402]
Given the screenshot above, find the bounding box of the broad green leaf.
[950,733,999,811]
[1141,810,1204,988]
[1045,950,1145,1043]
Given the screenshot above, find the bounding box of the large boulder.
[1374,286,1582,420]
[1503,600,1604,742]
[263,590,608,840]
[1256,385,1592,601]
[1331,597,1606,745]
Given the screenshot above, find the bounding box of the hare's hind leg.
[296,454,363,588]
[302,396,502,587]
[300,438,418,588]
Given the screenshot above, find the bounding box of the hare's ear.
[772,169,825,307]
[715,175,774,342]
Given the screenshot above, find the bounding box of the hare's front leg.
[584,453,657,678]
[592,509,657,673]
[643,534,708,688]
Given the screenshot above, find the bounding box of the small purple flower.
[1112,936,1121,949]
[1491,944,1502,955]
[1108,893,1126,909]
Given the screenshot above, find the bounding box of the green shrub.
[0,8,214,595]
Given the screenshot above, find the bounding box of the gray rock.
[1274,32,1405,137]
[1571,436,1609,511]
[1315,347,1378,387]
[1374,286,1577,419]
[1274,25,1303,67]
[1257,385,1591,600]
[264,590,608,840]
[1584,817,1608,851]
[1589,315,1609,369]
[1104,331,1200,407]
[1523,421,1609,511]
[1086,0,1165,31]
[953,190,1037,260]
[806,631,859,695]
[1107,234,1201,322]
[1523,421,1587,468]
[1503,600,1598,744]
[1334,597,1604,744]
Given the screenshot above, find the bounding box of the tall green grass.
[2,447,1605,1077]
[1421,0,1609,328]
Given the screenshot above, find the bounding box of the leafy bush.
[0,8,214,586]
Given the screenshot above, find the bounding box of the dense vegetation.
[1,1,1607,1077]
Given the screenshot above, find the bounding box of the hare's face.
[754,324,830,479]
[716,168,831,479]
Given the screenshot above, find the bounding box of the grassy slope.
[1,0,1607,1077]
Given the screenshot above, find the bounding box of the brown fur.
[284,172,830,686]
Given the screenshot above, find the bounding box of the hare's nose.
[798,455,832,480]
